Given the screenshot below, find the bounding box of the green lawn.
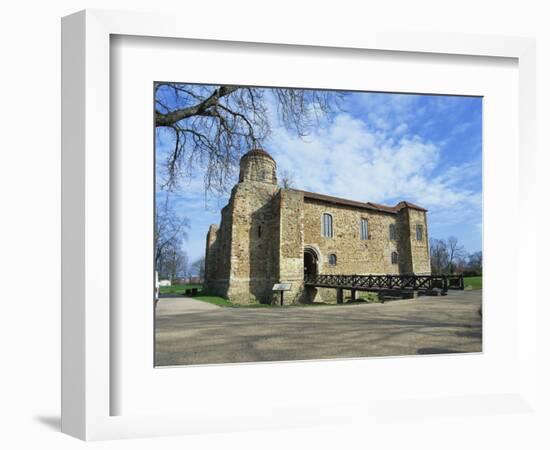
[159,284,202,295]
[193,294,271,308]
[192,294,235,307]
[159,285,270,307]
[354,292,381,303]
[464,276,482,290]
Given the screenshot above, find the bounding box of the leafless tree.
[467,251,482,274]
[431,236,478,275]
[430,238,449,275]
[454,256,468,274]
[191,257,206,282]
[468,251,482,270]
[279,168,296,189]
[446,236,467,274]
[155,195,189,271]
[155,83,344,192]
[178,253,190,281]
[159,245,188,282]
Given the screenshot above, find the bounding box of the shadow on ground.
[417,348,461,355]
[155,290,482,366]
[34,415,61,431]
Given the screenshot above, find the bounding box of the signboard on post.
[272,283,292,306]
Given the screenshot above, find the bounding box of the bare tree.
[178,253,189,281]
[155,195,190,271]
[431,236,475,275]
[454,256,468,274]
[155,83,344,192]
[430,238,449,275]
[191,257,206,282]
[279,168,296,189]
[159,245,188,282]
[467,251,482,274]
[446,236,467,274]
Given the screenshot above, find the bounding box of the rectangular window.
[416,224,423,241]
[322,213,333,238]
[389,223,396,240]
[360,218,369,240]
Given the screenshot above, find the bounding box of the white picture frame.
[61,9,537,441]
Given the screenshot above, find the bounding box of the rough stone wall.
[396,209,413,274]
[302,198,401,276]
[277,189,305,304]
[204,224,219,283]
[406,208,431,274]
[204,185,306,305]
[239,154,277,184]
[203,204,234,297]
[226,181,279,304]
[270,191,282,285]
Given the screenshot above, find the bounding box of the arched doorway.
[304,248,319,280]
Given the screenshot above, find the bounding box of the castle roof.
[296,190,427,213]
[241,148,275,162]
[393,201,428,212]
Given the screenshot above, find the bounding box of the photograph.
[153,83,483,366]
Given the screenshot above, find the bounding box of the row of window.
[326,251,399,266]
[321,213,424,241]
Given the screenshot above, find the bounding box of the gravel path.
[155,290,482,366]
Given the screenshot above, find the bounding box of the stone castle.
[204,148,431,304]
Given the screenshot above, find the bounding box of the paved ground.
[155,290,482,366]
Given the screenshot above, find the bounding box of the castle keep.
[204,148,431,304]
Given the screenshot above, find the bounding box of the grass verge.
[463,276,482,290]
[159,284,202,295]
[193,294,271,308]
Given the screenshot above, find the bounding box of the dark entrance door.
[304,250,318,280]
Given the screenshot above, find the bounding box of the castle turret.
[238,148,277,185]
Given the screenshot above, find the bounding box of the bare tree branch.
[155,194,190,270]
[155,85,239,126]
[155,83,345,193]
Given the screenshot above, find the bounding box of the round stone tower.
[238,148,277,185]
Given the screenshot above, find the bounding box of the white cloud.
[394,123,409,135]
[268,112,481,229]
[352,93,420,131]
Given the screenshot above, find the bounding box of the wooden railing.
[304,274,464,293]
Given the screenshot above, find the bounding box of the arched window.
[416,224,423,241]
[389,223,397,240]
[322,213,333,238]
[360,218,369,240]
[391,251,398,265]
[328,254,337,266]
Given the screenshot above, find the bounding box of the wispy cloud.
[269,111,480,224]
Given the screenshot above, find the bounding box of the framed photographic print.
[62,9,537,441]
[153,83,482,367]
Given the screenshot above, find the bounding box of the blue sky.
[156,88,482,265]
